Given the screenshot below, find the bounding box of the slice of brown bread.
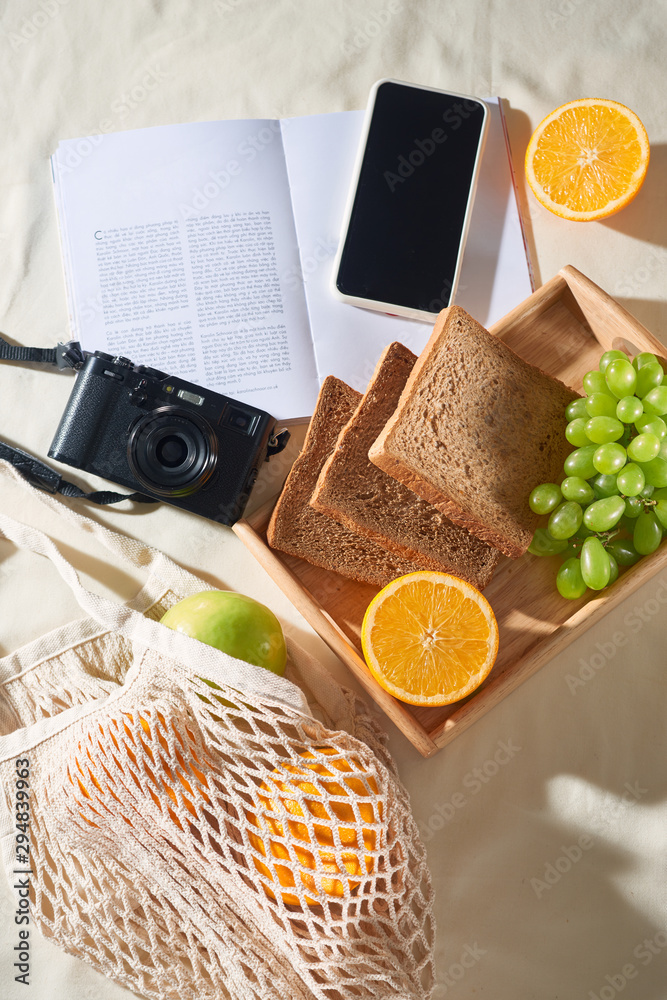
[369,306,579,559]
[311,342,500,589]
[267,376,429,587]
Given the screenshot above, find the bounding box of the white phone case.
[331,78,489,323]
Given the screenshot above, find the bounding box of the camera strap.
[0,441,157,505]
[0,336,156,505]
[0,335,86,370]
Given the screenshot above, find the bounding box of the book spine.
[497,98,536,292]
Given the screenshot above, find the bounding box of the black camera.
[48,352,286,525]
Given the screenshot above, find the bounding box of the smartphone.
[333,79,489,322]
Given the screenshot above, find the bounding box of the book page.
[52,120,320,421]
[280,102,533,394]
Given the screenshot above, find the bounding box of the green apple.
[160,590,286,675]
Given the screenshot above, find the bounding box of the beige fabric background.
[1,1,666,997]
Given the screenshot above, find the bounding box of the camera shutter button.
[113,356,134,368]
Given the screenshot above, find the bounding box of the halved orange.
[525,98,649,221]
[360,572,499,707]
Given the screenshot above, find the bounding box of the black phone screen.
[335,81,487,313]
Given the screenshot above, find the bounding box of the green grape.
[616,395,644,423]
[564,445,597,480]
[627,433,660,463]
[582,496,625,532]
[617,462,645,497]
[659,439,667,460]
[585,416,624,444]
[653,499,667,530]
[548,501,583,540]
[583,370,615,396]
[528,527,569,557]
[591,473,620,499]
[575,523,595,539]
[634,414,667,439]
[652,487,667,501]
[607,551,620,585]
[599,350,629,373]
[633,511,663,555]
[640,483,655,499]
[632,351,659,371]
[607,537,641,566]
[556,558,588,600]
[635,362,665,398]
[605,358,637,399]
[638,457,667,488]
[561,476,595,503]
[565,417,592,448]
[624,496,643,518]
[529,482,562,514]
[593,443,627,475]
[642,385,667,417]
[565,397,589,421]
[585,392,618,418]
[635,362,664,397]
[580,536,611,590]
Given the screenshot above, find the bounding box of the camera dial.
[127,405,218,497]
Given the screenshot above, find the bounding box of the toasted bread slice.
[267,376,428,587]
[369,307,579,558]
[311,342,500,589]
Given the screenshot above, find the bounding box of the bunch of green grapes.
[529,349,667,599]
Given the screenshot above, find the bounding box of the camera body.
[48,352,277,525]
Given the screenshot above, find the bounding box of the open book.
[51,100,532,421]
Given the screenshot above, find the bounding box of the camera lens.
[156,435,189,468]
[127,406,218,497]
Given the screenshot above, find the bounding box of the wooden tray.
[233,266,667,757]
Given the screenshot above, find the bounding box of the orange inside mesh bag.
[45,664,435,1000]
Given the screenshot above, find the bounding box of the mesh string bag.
[0,463,435,1000]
